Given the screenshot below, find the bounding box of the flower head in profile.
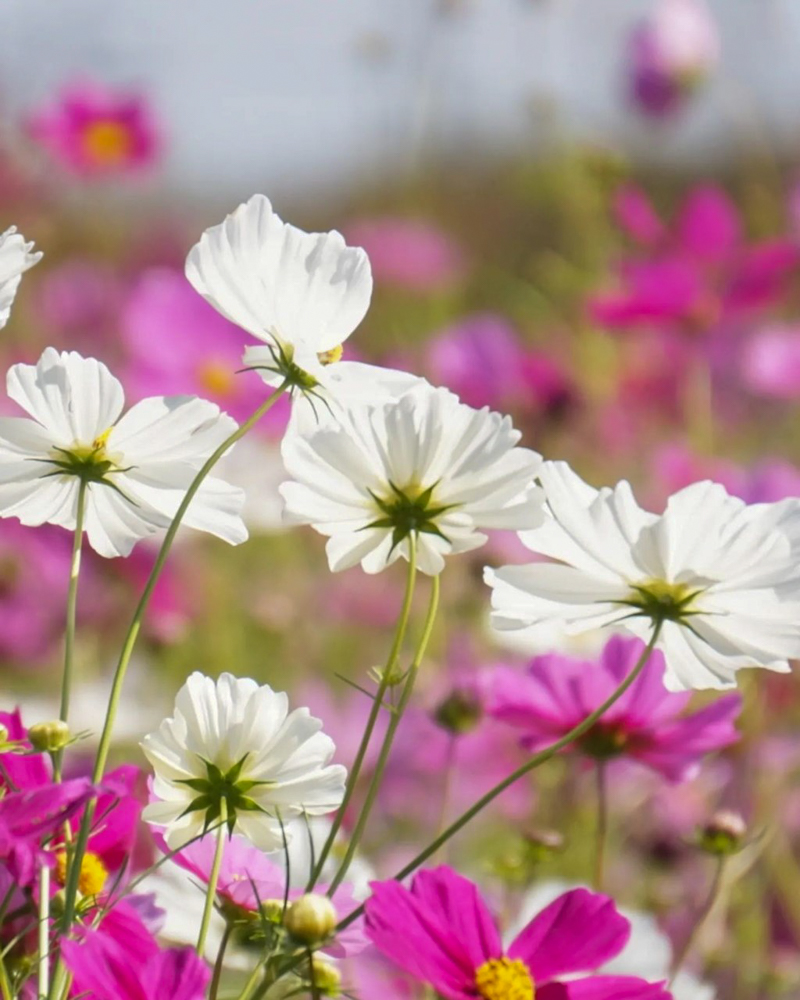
[486,461,800,691]
[365,866,670,999]
[0,348,247,557]
[141,672,346,851]
[0,227,42,329]
[281,382,544,575]
[27,78,160,176]
[489,634,741,782]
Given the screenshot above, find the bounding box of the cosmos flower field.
[2,6,800,998]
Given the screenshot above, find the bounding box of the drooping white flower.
[0,227,42,328]
[0,348,247,557]
[280,382,544,576]
[486,461,800,691]
[141,672,347,851]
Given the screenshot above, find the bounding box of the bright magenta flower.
[365,866,670,999]
[27,79,160,177]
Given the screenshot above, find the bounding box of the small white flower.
[186,194,376,397]
[486,461,800,691]
[0,227,42,329]
[0,348,247,557]
[141,672,347,851]
[280,382,544,576]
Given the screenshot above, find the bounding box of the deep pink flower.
[489,635,741,783]
[27,79,160,177]
[365,867,669,999]
[344,218,465,291]
[627,0,719,118]
[121,268,288,433]
[0,709,50,790]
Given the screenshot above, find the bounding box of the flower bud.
[28,720,70,753]
[259,898,285,924]
[285,893,337,943]
[0,724,8,745]
[309,956,342,996]
[698,810,746,855]
[434,689,483,735]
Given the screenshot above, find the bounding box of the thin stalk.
[308,538,418,889]
[0,954,11,1000]
[236,963,267,1000]
[670,856,726,983]
[328,572,439,895]
[54,478,88,781]
[208,922,233,1000]
[433,736,457,862]
[54,383,288,994]
[336,620,663,933]
[197,805,228,957]
[38,863,50,999]
[593,762,608,891]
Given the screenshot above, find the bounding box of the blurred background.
[2,4,800,994]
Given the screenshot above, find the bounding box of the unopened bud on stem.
[285,893,337,943]
[28,720,70,753]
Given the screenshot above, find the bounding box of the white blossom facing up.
[141,672,347,851]
[0,348,247,557]
[486,461,800,691]
[185,194,374,396]
[0,227,42,329]
[280,382,544,576]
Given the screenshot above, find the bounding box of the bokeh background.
[3,3,800,995]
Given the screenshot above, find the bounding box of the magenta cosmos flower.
[365,866,670,999]
[27,78,160,176]
[489,635,741,783]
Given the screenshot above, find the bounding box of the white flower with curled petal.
[486,461,800,692]
[0,348,247,557]
[0,227,42,328]
[141,672,347,851]
[280,382,544,576]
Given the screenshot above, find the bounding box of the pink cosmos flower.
[365,866,670,999]
[627,0,720,118]
[121,268,288,433]
[344,218,465,291]
[741,325,800,399]
[27,79,160,177]
[32,260,126,357]
[488,635,741,782]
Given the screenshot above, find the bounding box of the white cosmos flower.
[141,672,347,851]
[280,382,544,576]
[486,461,800,691]
[0,349,247,558]
[186,194,379,398]
[0,227,42,328]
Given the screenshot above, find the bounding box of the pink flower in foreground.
[489,635,740,782]
[344,217,465,291]
[365,866,670,999]
[27,79,160,176]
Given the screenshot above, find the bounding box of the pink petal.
[613,186,665,247]
[677,186,741,262]
[537,976,671,999]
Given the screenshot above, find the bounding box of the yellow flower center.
[317,344,343,366]
[197,360,236,397]
[625,578,703,623]
[475,958,535,1000]
[55,851,108,897]
[82,120,133,165]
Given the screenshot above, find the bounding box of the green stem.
[197,801,228,957]
[38,863,50,999]
[208,922,233,1000]
[593,762,608,892]
[0,954,12,1000]
[670,855,726,983]
[337,620,663,933]
[235,963,267,1000]
[328,571,439,895]
[308,538,418,889]
[55,383,288,981]
[54,479,88,781]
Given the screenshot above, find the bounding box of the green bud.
[285,893,337,943]
[698,810,746,856]
[28,720,71,753]
[259,898,286,924]
[433,689,483,734]
[309,956,342,996]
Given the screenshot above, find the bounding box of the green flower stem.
[197,800,228,958]
[208,923,233,1000]
[53,382,288,1000]
[670,855,726,984]
[327,570,440,896]
[336,620,663,933]
[54,478,88,782]
[593,762,608,891]
[0,954,12,1000]
[38,862,50,999]
[308,537,418,890]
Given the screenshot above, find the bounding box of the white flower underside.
[141,673,347,851]
[0,349,247,557]
[486,461,800,691]
[0,227,42,329]
[280,383,545,575]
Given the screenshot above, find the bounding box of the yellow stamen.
[81,120,133,165]
[317,344,343,366]
[475,957,535,1000]
[197,361,235,397]
[55,851,108,897]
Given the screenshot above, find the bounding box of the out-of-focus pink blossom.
[741,325,800,399]
[489,635,741,783]
[114,543,192,645]
[627,0,720,118]
[33,260,126,356]
[344,217,465,291]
